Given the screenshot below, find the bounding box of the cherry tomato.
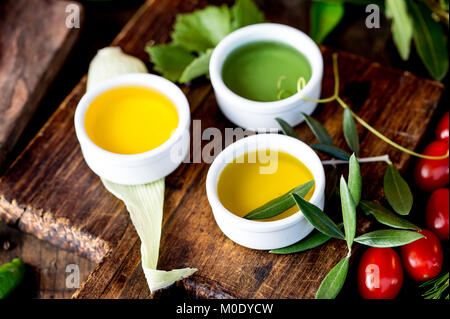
[414,141,449,192]
[436,112,449,143]
[357,247,403,299]
[426,188,449,241]
[400,229,443,281]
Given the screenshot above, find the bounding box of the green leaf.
[315,256,349,299]
[383,164,413,215]
[292,193,345,239]
[310,1,345,44]
[302,112,334,145]
[440,0,449,11]
[146,44,195,82]
[172,5,231,52]
[348,154,362,206]
[408,1,449,80]
[311,144,351,160]
[355,229,424,247]
[385,0,413,60]
[343,109,359,156]
[270,231,331,255]
[0,258,25,299]
[360,200,420,230]
[270,225,343,254]
[244,181,314,220]
[179,49,213,83]
[275,118,300,139]
[340,176,356,249]
[231,0,264,30]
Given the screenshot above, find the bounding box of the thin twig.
[295,53,449,161]
[322,155,392,166]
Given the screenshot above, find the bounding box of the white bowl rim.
[74,73,190,165]
[206,133,326,233]
[209,23,323,114]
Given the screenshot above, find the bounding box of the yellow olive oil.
[217,150,315,221]
[84,86,179,154]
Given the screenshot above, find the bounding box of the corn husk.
[87,47,197,293]
[87,47,148,90]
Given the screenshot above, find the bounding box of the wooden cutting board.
[0,0,82,169]
[0,0,444,299]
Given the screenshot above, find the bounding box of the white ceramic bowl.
[206,134,326,250]
[74,73,191,185]
[210,23,323,131]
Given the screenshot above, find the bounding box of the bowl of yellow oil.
[75,73,190,185]
[206,134,325,250]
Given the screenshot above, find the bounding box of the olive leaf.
[310,1,345,44]
[343,109,360,156]
[275,118,299,139]
[292,193,345,239]
[311,144,351,161]
[348,154,362,206]
[383,164,413,215]
[340,176,356,249]
[244,181,314,220]
[315,256,349,299]
[408,1,449,80]
[302,113,334,145]
[360,200,420,230]
[270,224,344,254]
[385,0,413,60]
[355,229,424,247]
[271,231,331,255]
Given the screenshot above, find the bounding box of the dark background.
[0,0,448,299]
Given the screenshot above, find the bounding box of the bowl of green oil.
[210,23,323,130]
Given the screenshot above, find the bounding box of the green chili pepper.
[0,258,25,299]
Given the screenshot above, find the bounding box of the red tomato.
[426,188,449,241]
[414,141,449,192]
[357,247,403,299]
[436,112,449,143]
[400,229,443,281]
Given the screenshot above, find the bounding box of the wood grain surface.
[0,0,82,169]
[0,224,94,299]
[0,0,444,298]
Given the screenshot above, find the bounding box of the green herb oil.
[222,41,312,102]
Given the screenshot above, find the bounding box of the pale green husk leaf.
[87,48,197,292]
[102,180,197,292]
[87,47,148,90]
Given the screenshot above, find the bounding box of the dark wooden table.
[0,0,143,299]
[0,0,447,299]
